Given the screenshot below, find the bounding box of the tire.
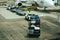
[25,16,28,20]
[7,8,9,10]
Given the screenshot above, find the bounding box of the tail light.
[36,25,40,27]
[35,25,40,30]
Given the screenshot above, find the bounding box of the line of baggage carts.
[25,14,40,37]
[7,5,40,37]
[7,5,27,16]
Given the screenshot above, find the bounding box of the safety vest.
[27,11,31,14]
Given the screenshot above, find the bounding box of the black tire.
[7,8,9,10]
[16,13,20,15]
[25,16,28,20]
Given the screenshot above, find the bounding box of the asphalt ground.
[0,16,60,40]
[0,8,60,40]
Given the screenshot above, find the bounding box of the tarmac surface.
[0,8,60,40]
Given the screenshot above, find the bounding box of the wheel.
[25,16,28,20]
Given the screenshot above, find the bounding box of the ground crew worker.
[27,8,32,14]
